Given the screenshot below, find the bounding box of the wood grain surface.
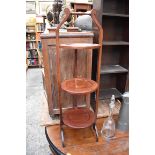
[59,43,100,49]
[61,78,98,94]
[46,117,129,155]
[63,107,95,128]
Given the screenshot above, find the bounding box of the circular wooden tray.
[61,78,98,94]
[59,43,100,49]
[63,107,95,128]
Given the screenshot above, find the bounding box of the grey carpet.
[26,68,51,155]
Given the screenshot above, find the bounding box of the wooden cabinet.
[41,32,95,116]
[93,0,129,99]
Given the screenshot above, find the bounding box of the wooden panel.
[92,0,103,23]
[100,73,128,94]
[102,16,128,41]
[101,45,129,73]
[102,0,129,14]
[116,73,128,93]
[100,74,117,89]
[101,46,121,65]
[119,47,129,69]
[41,39,53,114]
[46,117,129,155]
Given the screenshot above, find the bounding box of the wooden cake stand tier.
[63,107,95,128]
[45,117,129,155]
[61,78,98,94]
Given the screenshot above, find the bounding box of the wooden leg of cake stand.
[92,123,99,142]
[60,125,65,147]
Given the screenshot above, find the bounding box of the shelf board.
[102,12,129,18]
[28,64,39,67]
[37,31,44,33]
[59,43,100,49]
[99,88,122,100]
[61,78,98,95]
[103,41,129,46]
[26,24,35,26]
[27,48,37,50]
[101,65,128,74]
[26,31,36,33]
[26,40,36,42]
[27,57,38,59]
[63,107,95,128]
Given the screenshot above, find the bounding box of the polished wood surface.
[61,78,98,95]
[46,117,129,155]
[63,107,95,128]
[59,43,100,49]
[66,27,79,32]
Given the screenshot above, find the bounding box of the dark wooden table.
[45,117,129,155]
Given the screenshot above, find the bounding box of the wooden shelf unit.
[26,20,44,68]
[93,0,129,99]
[26,25,39,67]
